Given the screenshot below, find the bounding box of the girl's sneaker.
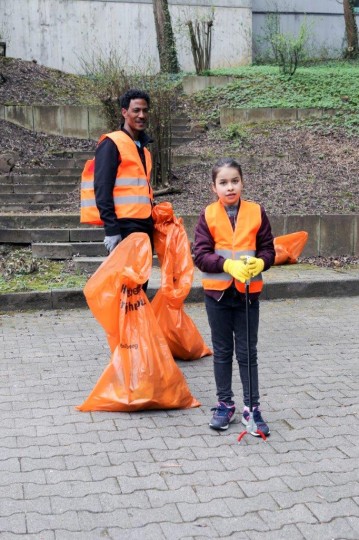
[209,402,236,430]
[242,406,270,437]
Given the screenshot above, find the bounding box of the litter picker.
[237,278,267,443]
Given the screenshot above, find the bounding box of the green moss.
[0,248,88,293]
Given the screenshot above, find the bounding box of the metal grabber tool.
[237,277,267,443]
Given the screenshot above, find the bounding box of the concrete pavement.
[0,297,358,539]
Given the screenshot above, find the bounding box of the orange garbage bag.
[274,231,309,265]
[151,202,212,360]
[77,233,200,412]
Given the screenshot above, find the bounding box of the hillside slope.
[0,57,358,218]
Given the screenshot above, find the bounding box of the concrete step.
[0,184,13,194]
[0,202,75,212]
[51,150,95,160]
[73,256,106,273]
[17,168,82,176]
[171,124,192,133]
[32,242,108,259]
[172,113,191,122]
[0,174,80,185]
[43,158,88,169]
[0,183,79,194]
[11,156,200,180]
[171,120,191,128]
[0,228,103,244]
[171,135,197,146]
[172,154,202,167]
[1,193,67,204]
[73,254,162,274]
[0,213,198,236]
[0,213,85,228]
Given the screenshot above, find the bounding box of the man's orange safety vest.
[80,131,153,225]
[201,199,264,294]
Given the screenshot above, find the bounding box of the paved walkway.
[0,298,358,539]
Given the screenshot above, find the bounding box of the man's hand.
[245,256,265,278]
[104,235,122,253]
[223,259,251,283]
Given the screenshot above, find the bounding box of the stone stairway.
[171,112,198,147]
[0,149,103,273]
[0,170,81,212]
[0,114,199,274]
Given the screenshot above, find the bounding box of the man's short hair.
[119,89,150,110]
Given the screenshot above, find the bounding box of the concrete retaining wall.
[1,103,339,138]
[182,75,236,95]
[0,104,105,140]
[182,214,358,257]
[220,107,336,126]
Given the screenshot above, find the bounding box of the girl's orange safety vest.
[201,199,264,294]
[80,131,153,225]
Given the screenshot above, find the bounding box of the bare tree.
[186,18,214,74]
[152,0,180,73]
[343,0,359,58]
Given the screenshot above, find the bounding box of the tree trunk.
[343,0,359,58]
[186,19,214,74]
[152,0,180,73]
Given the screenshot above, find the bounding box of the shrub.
[79,51,181,188]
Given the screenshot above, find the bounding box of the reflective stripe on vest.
[80,131,153,225]
[201,200,263,294]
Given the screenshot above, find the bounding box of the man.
[94,88,154,254]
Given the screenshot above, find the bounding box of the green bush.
[221,123,249,142]
[272,22,310,77]
[254,13,312,76]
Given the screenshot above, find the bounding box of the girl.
[193,157,275,434]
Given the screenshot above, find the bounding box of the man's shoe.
[209,402,236,430]
[242,406,270,437]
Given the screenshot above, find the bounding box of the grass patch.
[0,247,88,293]
[185,62,359,129]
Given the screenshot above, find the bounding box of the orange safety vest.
[201,199,264,294]
[80,131,153,225]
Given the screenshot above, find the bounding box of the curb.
[1,277,359,313]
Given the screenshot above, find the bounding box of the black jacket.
[94,127,153,239]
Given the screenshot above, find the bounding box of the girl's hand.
[223,259,251,283]
[246,257,265,277]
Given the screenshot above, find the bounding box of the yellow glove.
[245,256,265,278]
[223,259,251,283]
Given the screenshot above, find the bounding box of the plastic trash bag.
[77,233,200,412]
[151,202,212,360]
[274,231,309,265]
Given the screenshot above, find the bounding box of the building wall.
[252,0,352,59]
[0,0,252,74]
[1,0,355,73]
